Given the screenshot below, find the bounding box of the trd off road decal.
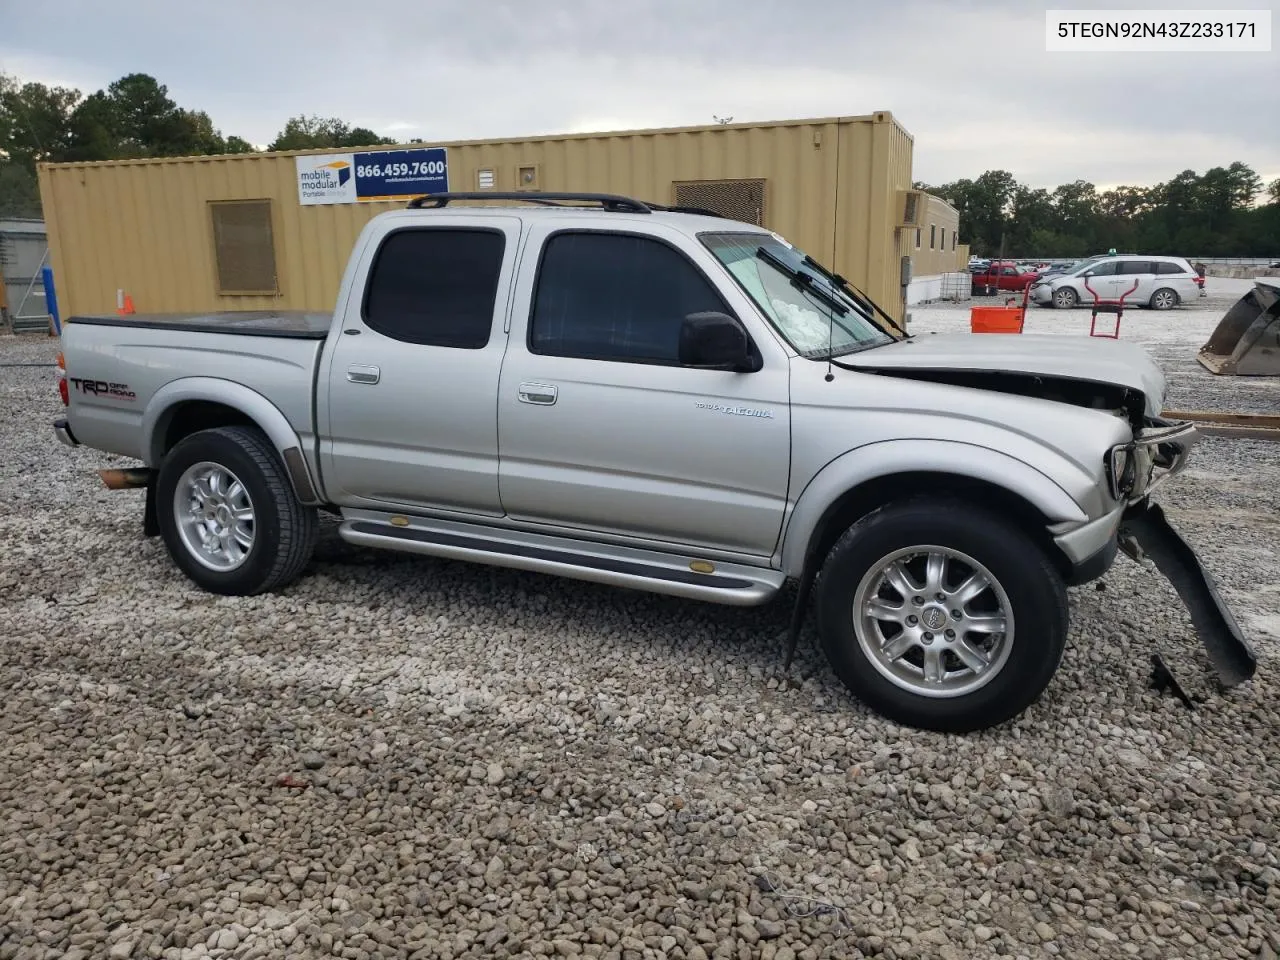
[68,378,137,401]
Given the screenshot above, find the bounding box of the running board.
[337,512,784,606]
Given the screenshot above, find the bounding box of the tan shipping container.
[38,111,929,325]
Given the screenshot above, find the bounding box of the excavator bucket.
[1196,278,1280,376]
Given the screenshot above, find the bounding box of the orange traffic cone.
[116,289,135,315]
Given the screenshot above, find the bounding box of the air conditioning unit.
[897,190,924,228]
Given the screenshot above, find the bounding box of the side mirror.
[1083,270,1095,277]
[678,312,760,372]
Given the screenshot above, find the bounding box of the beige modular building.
[37,111,962,327]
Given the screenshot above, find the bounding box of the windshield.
[1065,256,1108,277]
[700,232,894,358]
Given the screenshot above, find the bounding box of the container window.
[209,200,278,295]
[930,224,936,249]
[363,228,506,348]
[915,228,921,249]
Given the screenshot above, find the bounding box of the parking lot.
[1,288,1278,959]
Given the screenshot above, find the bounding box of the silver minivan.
[1030,255,1200,310]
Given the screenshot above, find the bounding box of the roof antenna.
[824,303,835,382]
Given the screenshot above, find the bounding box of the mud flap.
[1120,501,1257,687]
[143,479,160,537]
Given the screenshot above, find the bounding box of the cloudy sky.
[3,0,1277,190]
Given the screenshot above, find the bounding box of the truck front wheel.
[156,425,318,595]
[816,498,1068,733]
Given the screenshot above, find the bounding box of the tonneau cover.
[66,311,332,339]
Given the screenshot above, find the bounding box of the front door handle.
[347,364,380,385]
[518,382,558,405]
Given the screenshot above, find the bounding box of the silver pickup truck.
[52,191,1255,732]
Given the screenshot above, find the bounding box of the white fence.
[907,272,971,305]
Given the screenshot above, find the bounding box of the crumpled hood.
[840,333,1167,414]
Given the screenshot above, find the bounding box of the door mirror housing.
[679,312,761,372]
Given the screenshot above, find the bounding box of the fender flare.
[141,377,321,505]
[778,439,1091,577]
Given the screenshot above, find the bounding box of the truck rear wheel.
[156,425,318,595]
[815,498,1068,733]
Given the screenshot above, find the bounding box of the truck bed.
[66,310,332,339]
[60,312,328,466]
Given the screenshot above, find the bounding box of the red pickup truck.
[972,261,1041,293]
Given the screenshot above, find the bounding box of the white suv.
[1030,256,1200,310]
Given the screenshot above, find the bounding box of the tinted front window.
[364,229,505,348]
[1084,260,1119,277]
[530,232,729,364]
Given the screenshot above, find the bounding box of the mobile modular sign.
[296,148,449,205]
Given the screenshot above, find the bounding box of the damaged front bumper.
[1106,416,1197,503]
[1064,416,1257,689]
[1119,499,1257,688]
[1114,416,1255,688]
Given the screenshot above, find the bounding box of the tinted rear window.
[363,229,505,348]
[1117,261,1152,275]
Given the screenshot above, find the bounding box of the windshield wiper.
[756,246,848,317]
[801,255,909,340]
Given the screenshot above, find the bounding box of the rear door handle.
[347,364,380,385]
[518,382,558,405]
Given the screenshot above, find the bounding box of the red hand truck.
[1083,275,1140,339]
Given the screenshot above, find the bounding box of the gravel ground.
[2,328,1278,960]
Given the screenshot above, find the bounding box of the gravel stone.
[1,305,1278,960]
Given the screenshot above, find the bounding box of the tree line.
[0,71,399,218]
[4,68,1278,258]
[916,164,1280,259]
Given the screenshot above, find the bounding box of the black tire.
[1149,287,1178,310]
[1052,287,1078,309]
[815,497,1068,733]
[156,425,318,595]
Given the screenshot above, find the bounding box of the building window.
[209,200,278,295]
[930,224,936,249]
[939,227,945,250]
[915,228,921,249]
[952,233,957,251]
[530,231,730,365]
[363,228,506,348]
